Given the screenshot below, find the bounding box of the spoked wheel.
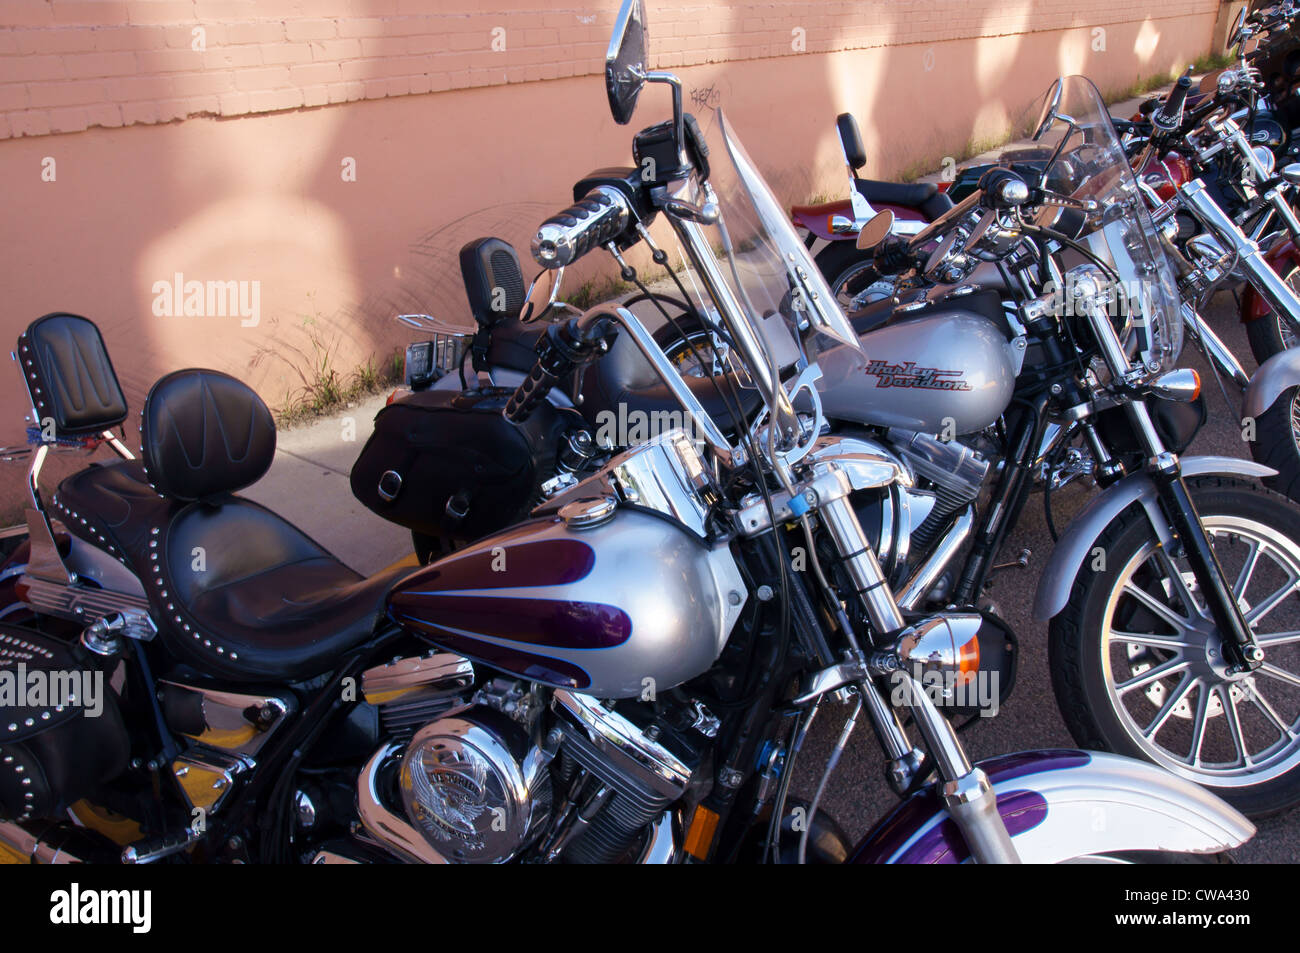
[1244,264,1300,366]
[1051,476,1300,817]
[652,319,728,379]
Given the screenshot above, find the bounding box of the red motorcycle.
[791,113,952,310]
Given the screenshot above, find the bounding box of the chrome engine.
[831,432,988,600]
[349,657,694,865]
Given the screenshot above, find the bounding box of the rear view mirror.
[856,209,895,250]
[1229,6,1247,50]
[606,0,648,125]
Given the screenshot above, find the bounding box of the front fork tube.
[1077,278,1262,671]
[1182,179,1300,336]
[1180,302,1250,390]
[815,492,1021,862]
[1133,416,1263,672]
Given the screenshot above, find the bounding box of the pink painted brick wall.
[0,1,1222,139]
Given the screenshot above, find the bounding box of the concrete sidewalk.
[241,392,414,575]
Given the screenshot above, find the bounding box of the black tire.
[813,241,886,311]
[1050,476,1300,818]
[651,315,723,378]
[1248,384,1300,504]
[1244,264,1300,366]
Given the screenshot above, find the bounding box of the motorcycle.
[360,45,1300,817]
[789,111,954,310]
[0,0,1261,865]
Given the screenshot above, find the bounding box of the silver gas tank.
[817,303,1018,435]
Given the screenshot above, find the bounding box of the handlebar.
[1153,71,1193,133]
[503,316,619,423]
[530,186,632,270]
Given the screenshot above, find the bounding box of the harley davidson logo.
[864,360,972,391]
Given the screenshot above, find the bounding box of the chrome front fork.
[1182,178,1300,330]
[1181,301,1251,389]
[814,491,1021,863]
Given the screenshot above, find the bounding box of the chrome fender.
[1032,455,1277,621]
[851,750,1254,863]
[1242,347,1300,420]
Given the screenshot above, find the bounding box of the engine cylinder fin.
[558,723,672,864]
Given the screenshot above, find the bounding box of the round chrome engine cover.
[398,707,550,863]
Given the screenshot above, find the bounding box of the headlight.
[398,708,550,863]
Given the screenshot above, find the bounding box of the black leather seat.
[61,368,411,682]
[855,178,954,221]
[51,459,176,566]
[15,313,408,683]
[485,318,544,372]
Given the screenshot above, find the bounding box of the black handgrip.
[1154,72,1193,133]
[530,186,632,270]
[873,235,917,276]
[503,317,618,423]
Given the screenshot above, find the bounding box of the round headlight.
[398,708,550,863]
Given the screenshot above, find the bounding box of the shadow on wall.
[0,3,1214,519]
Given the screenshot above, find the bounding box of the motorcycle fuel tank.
[386,505,747,699]
[817,294,1019,435]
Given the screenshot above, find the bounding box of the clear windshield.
[697,110,864,376]
[1034,76,1183,369]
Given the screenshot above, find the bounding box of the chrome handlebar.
[531,186,633,269]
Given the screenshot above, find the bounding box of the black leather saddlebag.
[350,387,577,544]
[0,625,129,822]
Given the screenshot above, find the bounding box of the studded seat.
[133,368,415,681]
[52,368,410,682]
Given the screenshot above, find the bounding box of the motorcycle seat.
[855,178,954,221]
[485,317,544,373]
[53,369,413,683]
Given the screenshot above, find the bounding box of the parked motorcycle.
[789,112,954,310]
[360,51,1300,818]
[0,0,1263,864]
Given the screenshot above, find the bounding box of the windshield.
[695,110,864,378]
[1034,75,1183,370]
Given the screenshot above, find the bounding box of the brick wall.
[0,0,1222,140]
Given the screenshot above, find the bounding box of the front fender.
[1241,235,1300,323]
[1243,347,1300,419]
[1032,455,1277,621]
[850,750,1254,863]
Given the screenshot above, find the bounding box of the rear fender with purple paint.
[852,750,1254,863]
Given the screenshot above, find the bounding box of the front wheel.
[1050,476,1300,818]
